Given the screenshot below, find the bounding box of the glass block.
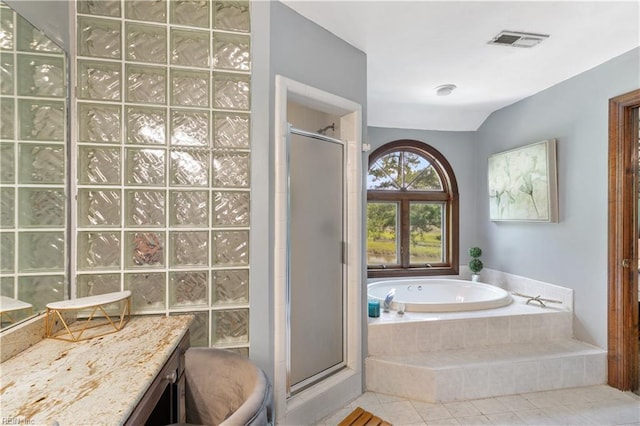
[18,275,64,312]
[1,276,14,297]
[170,149,209,186]
[77,0,121,17]
[171,0,209,28]
[127,107,166,145]
[170,29,209,68]
[125,272,165,312]
[18,100,65,140]
[19,144,65,184]
[169,190,208,227]
[18,231,64,272]
[171,70,209,107]
[213,151,249,187]
[169,271,207,308]
[171,110,209,146]
[78,189,121,227]
[0,98,14,139]
[213,74,250,111]
[78,103,121,143]
[213,1,250,32]
[126,190,165,227]
[1,143,14,183]
[0,232,13,272]
[126,148,165,186]
[78,146,121,185]
[77,60,121,101]
[0,8,14,51]
[212,308,249,345]
[125,0,167,23]
[212,113,248,148]
[19,188,65,228]
[77,273,120,298]
[169,231,208,267]
[213,230,248,266]
[213,32,250,71]
[213,191,249,227]
[16,55,65,98]
[175,311,208,347]
[126,231,164,268]
[78,16,121,59]
[0,188,14,228]
[77,231,121,270]
[224,347,249,357]
[212,269,248,306]
[126,23,166,64]
[0,53,13,94]
[16,15,62,53]
[126,65,166,105]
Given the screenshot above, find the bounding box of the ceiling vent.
[488,31,549,48]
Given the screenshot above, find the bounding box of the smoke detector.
[488,31,549,48]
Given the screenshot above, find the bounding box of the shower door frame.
[286,125,347,395]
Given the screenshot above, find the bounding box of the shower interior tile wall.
[74,0,251,351]
[0,4,68,322]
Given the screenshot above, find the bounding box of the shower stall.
[274,76,363,424]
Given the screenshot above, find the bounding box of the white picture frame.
[488,139,558,222]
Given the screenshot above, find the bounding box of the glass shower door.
[287,128,346,395]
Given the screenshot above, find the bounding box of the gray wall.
[476,47,640,348]
[367,127,479,265]
[4,0,70,51]
[249,1,367,380]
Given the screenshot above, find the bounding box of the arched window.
[367,140,459,277]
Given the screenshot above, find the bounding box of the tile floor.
[316,385,640,425]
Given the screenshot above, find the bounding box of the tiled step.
[368,307,572,356]
[365,339,606,403]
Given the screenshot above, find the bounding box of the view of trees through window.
[366,141,458,276]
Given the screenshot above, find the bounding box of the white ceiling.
[281,1,640,131]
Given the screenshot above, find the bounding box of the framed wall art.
[488,139,558,222]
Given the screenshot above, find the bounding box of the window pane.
[404,152,442,190]
[367,202,398,265]
[367,152,401,190]
[409,202,443,264]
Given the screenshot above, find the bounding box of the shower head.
[317,123,335,135]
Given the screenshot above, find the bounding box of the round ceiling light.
[435,84,457,96]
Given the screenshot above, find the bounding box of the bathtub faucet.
[383,289,395,312]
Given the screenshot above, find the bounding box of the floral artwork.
[488,139,558,222]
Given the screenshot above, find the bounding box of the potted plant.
[468,246,483,282]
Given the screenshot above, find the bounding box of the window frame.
[367,140,459,278]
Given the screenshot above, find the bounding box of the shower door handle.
[621,258,631,268]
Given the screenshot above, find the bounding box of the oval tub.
[368,279,512,313]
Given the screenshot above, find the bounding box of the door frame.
[273,75,363,424]
[608,88,640,391]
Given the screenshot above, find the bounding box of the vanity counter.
[0,315,192,425]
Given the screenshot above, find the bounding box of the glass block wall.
[0,3,68,322]
[74,0,251,351]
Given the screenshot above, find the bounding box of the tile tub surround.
[316,385,640,426]
[0,315,192,425]
[366,295,606,402]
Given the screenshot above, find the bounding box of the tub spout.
[383,289,395,312]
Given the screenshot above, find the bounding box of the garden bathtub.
[368,279,512,313]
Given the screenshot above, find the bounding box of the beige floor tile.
[455,415,492,425]
[495,394,536,411]
[486,411,526,425]
[426,418,461,425]
[373,400,426,425]
[469,397,510,415]
[411,400,454,422]
[443,401,482,418]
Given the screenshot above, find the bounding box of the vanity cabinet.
[0,316,192,425]
[126,330,190,425]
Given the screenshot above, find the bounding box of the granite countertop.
[0,315,192,425]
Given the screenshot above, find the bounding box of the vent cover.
[489,31,549,48]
